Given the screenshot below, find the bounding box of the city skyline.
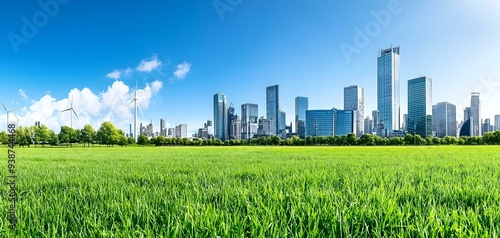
[1,1,500,135]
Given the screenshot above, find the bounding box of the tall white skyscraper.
[470,92,481,136]
[344,85,364,137]
[377,46,400,137]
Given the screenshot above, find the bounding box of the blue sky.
[1,0,500,134]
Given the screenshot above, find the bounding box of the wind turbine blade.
[127,99,135,106]
[13,114,19,122]
[72,109,79,118]
[60,108,72,113]
[0,101,8,112]
[137,102,144,117]
[71,95,74,107]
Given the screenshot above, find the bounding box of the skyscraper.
[278,110,286,137]
[266,85,279,135]
[432,102,457,138]
[407,76,432,138]
[295,96,308,138]
[470,92,481,136]
[377,46,400,137]
[213,92,228,141]
[364,116,373,134]
[241,103,259,139]
[372,110,379,134]
[495,115,500,131]
[482,119,493,135]
[227,104,237,139]
[344,85,364,137]
[160,118,166,136]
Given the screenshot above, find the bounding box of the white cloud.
[106,70,121,79]
[8,80,163,133]
[124,67,133,76]
[136,54,162,72]
[19,89,29,101]
[174,62,191,79]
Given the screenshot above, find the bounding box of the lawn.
[1,146,500,237]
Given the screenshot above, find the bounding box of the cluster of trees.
[0,122,133,147]
[138,131,500,146]
[2,120,500,147]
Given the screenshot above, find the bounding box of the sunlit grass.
[1,146,500,237]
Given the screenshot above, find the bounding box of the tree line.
[1,121,500,147]
[0,122,131,147]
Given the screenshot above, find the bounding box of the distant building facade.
[432,102,457,138]
[257,117,271,136]
[306,110,334,137]
[295,96,308,138]
[344,85,364,137]
[305,109,356,137]
[241,103,258,140]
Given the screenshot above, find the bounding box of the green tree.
[48,130,59,146]
[345,133,357,146]
[37,125,51,147]
[359,134,375,146]
[0,131,8,144]
[79,124,95,147]
[59,126,76,147]
[403,134,414,145]
[137,134,149,146]
[96,122,121,146]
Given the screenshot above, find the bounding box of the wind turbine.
[128,82,143,143]
[60,95,78,129]
[1,101,19,126]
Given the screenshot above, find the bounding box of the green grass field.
[1,146,500,237]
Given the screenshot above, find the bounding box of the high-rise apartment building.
[344,85,364,137]
[407,76,432,138]
[295,96,308,138]
[213,92,228,141]
[432,102,457,138]
[377,46,400,137]
[266,85,279,135]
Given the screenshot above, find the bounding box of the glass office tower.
[407,76,432,137]
[266,85,279,135]
[377,46,400,137]
[213,92,228,141]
